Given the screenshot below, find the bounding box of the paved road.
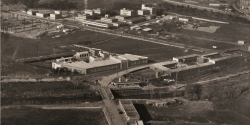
[103,99,126,125]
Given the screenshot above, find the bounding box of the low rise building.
[141,4,156,15]
[52,48,148,74]
[36,12,50,18]
[50,13,62,20]
[27,10,37,16]
[138,9,151,15]
[120,8,137,16]
[173,54,199,64]
[82,20,113,28]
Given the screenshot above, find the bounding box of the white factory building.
[140,4,156,15]
[52,48,148,74]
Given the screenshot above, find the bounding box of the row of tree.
[157,2,250,24]
[2,0,77,10]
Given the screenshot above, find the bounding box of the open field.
[88,36,200,61]
[1,108,108,125]
[1,28,201,76]
[1,81,101,105]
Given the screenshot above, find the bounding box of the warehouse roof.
[119,54,148,61]
[173,54,199,59]
[152,61,178,66]
[62,58,120,69]
[171,62,214,72]
[201,52,220,58]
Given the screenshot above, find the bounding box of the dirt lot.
[1,108,108,125]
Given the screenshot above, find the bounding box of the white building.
[36,12,50,18]
[179,17,189,22]
[120,8,136,16]
[138,9,150,15]
[141,4,156,15]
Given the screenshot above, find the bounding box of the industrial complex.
[52,47,148,74]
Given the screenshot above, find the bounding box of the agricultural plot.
[182,24,220,33]
[1,13,59,39]
[1,108,108,125]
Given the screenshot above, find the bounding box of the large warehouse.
[52,48,148,75]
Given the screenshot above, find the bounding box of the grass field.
[88,36,200,61]
[179,23,250,43]
[1,108,108,125]
[1,29,200,76]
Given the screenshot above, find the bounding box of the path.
[103,99,126,125]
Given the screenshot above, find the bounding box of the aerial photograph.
[1,0,250,125]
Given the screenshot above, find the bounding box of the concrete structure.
[173,54,199,64]
[85,9,95,15]
[141,4,156,15]
[93,8,106,15]
[52,48,148,74]
[138,9,150,15]
[27,10,37,16]
[50,13,62,20]
[238,40,245,45]
[119,100,140,122]
[100,17,118,23]
[115,15,132,21]
[179,17,189,22]
[55,11,62,14]
[120,8,136,16]
[82,20,113,28]
[36,12,50,18]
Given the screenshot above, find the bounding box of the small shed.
[238,40,245,45]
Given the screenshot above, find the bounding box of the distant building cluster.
[52,47,148,75]
[239,0,250,9]
[150,52,244,81]
[79,4,157,28]
[26,10,62,20]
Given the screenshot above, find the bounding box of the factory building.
[115,15,132,21]
[82,20,113,28]
[100,17,118,23]
[141,4,156,15]
[120,8,137,16]
[36,12,50,18]
[150,53,244,81]
[119,100,140,122]
[173,54,199,64]
[52,48,148,75]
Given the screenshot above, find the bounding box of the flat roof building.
[141,4,156,15]
[52,49,148,75]
[173,54,199,64]
[138,9,151,15]
[36,12,50,18]
[120,8,137,16]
